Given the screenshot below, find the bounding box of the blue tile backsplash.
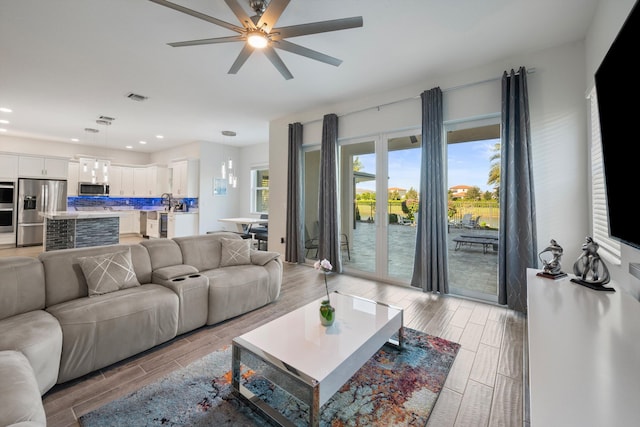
[68,197,198,210]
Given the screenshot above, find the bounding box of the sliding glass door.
[446,121,500,302]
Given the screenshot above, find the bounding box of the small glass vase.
[319,300,335,326]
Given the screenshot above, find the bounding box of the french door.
[337,130,421,284]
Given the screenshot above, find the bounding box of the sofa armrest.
[0,351,46,427]
[152,264,199,282]
[250,250,280,266]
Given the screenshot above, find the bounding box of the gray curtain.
[498,67,537,313]
[285,122,305,263]
[411,87,449,293]
[318,113,342,273]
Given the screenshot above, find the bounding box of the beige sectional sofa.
[0,232,282,426]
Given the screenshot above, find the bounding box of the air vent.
[99,115,115,121]
[127,92,148,102]
[96,119,112,126]
[84,128,99,133]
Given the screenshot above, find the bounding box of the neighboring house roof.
[450,185,472,192]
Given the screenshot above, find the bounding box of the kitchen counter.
[43,211,119,251]
[42,211,120,220]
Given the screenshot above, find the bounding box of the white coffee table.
[232,291,403,427]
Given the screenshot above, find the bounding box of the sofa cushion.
[0,351,46,427]
[78,248,141,296]
[139,239,184,270]
[39,244,152,306]
[0,310,62,395]
[219,237,251,267]
[201,263,282,325]
[46,284,178,383]
[0,257,45,321]
[174,232,241,272]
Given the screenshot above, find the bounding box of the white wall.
[197,141,241,234]
[269,41,590,270]
[585,0,639,297]
[0,134,151,165]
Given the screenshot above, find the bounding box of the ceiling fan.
[149,0,363,80]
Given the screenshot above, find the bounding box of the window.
[588,87,621,264]
[251,167,269,214]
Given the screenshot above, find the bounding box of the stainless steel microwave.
[78,183,109,196]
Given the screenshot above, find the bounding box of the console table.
[526,268,640,426]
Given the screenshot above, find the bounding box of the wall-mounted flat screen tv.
[594,0,639,249]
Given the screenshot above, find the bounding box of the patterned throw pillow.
[79,248,141,297]
[219,238,251,267]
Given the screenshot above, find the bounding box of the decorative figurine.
[570,236,614,292]
[537,239,567,279]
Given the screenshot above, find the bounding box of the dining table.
[218,217,268,233]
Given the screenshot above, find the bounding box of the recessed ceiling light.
[139,140,147,145]
[156,135,164,139]
[0,119,9,124]
[0,107,12,113]
[71,138,79,142]
[125,145,133,149]
[0,128,7,132]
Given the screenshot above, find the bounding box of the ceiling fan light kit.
[149,0,363,79]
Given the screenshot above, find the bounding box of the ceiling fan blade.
[275,40,342,67]
[149,0,243,33]
[228,44,254,74]
[224,0,256,29]
[273,16,363,39]
[263,46,293,80]
[256,0,290,33]
[168,35,244,47]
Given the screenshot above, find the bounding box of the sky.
[356,138,499,194]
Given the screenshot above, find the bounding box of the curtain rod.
[301,67,536,126]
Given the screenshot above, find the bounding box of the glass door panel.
[340,140,376,274]
[446,123,500,302]
[386,135,421,282]
[303,149,321,260]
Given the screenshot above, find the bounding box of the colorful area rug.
[79,328,460,427]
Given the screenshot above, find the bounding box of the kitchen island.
[42,211,120,251]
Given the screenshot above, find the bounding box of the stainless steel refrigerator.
[17,178,67,247]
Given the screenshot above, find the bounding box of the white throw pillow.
[79,248,141,296]
[219,238,251,267]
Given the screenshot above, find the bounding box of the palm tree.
[487,142,500,195]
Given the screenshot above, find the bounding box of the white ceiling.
[0,0,598,153]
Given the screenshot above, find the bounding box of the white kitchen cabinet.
[120,167,135,197]
[109,166,123,196]
[77,158,109,183]
[109,166,137,197]
[132,168,147,197]
[67,162,79,196]
[167,212,198,238]
[170,160,199,198]
[145,166,169,197]
[18,156,68,179]
[118,211,138,234]
[146,218,159,238]
[0,154,18,179]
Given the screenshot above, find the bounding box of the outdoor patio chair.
[304,222,351,260]
[462,215,481,229]
[397,215,412,225]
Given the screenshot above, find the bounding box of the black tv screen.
[594,0,639,249]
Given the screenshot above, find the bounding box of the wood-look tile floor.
[2,240,527,427]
